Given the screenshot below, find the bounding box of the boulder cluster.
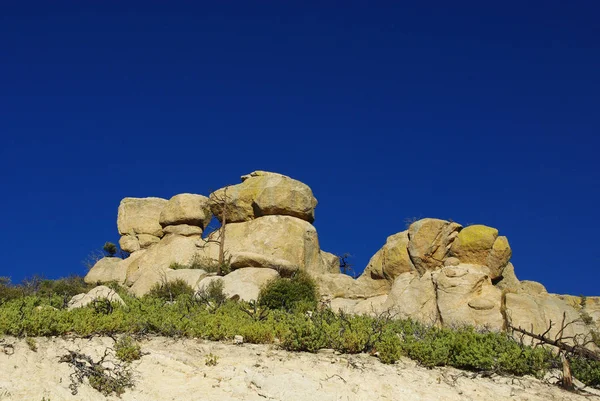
[86,170,599,345]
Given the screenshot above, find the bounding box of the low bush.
[2,287,600,388]
[146,279,194,302]
[258,271,318,312]
[115,335,142,363]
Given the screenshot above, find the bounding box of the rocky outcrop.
[85,170,598,348]
[209,171,317,224]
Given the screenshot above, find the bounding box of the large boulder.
[198,215,324,274]
[362,231,415,282]
[319,251,341,274]
[159,193,212,229]
[209,171,317,224]
[449,225,510,280]
[407,219,462,274]
[382,271,438,325]
[84,257,126,285]
[117,197,167,237]
[434,264,504,330]
[68,286,125,310]
[119,234,140,253]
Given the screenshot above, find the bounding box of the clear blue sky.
[1,2,598,295]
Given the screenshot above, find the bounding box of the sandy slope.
[0,336,597,401]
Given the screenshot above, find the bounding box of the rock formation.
[86,170,600,346]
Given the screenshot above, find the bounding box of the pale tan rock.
[495,262,520,291]
[317,273,391,299]
[198,216,324,274]
[67,286,125,310]
[519,280,548,295]
[195,275,223,293]
[444,257,460,267]
[505,292,589,346]
[138,234,161,248]
[117,197,167,237]
[382,271,438,325]
[84,257,125,284]
[119,234,140,253]
[320,251,340,274]
[229,252,299,276]
[353,295,389,316]
[329,298,359,313]
[449,225,499,276]
[166,269,207,289]
[486,236,512,278]
[163,224,204,236]
[210,171,317,223]
[220,268,279,302]
[127,235,198,296]
[122,250,148,286]
[407,218,462,273]
[363,231,415,282]
[159,193,212,229]
[434,264,504,330]
[317,274,360,298]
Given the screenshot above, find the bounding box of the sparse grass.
[205,353,219,366]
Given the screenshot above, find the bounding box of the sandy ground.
[0,336,598,401]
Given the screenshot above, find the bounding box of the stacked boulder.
[85,170,599,347]
[86,171,338,299]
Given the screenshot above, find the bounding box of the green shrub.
[103,242,117,257]
[115,335,142,363]
[570,356,600,388]
[146,279,194,302]
[258,271,318,311]
[196,279,227,308]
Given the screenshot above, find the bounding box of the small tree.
[103,242,117,257]
[199,185,233,276]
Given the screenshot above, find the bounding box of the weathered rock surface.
[198,216,324,274]
[210,171,317,223]
[407,218,462,274]
[1,336,594,401]
[67,286,125,310]
[127,235,198,297]
[382,271,438,324]
[450,225,510,280]
[505,292,588,346]
[163,224,204,236]
[222,268,279,302]
[119,234,140,253]
[85,257,126,284]
[363,231,415,282]
[117,197,167,237]
[166,269,207,289]
[159,193,212,229]
[434,264,504,330]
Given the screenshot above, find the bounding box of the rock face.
[363,231,415,282]
[198,215,325,275]
[407,219,462,274]
[210,171,317,224]
[92,170,597,348]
